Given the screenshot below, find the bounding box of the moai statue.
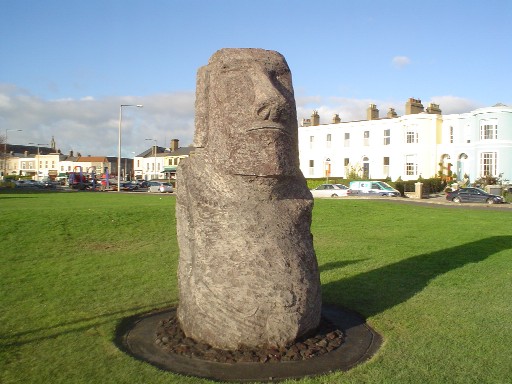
[176,48,321,350]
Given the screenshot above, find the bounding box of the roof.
[76,156,109,162]
[136,146,166,158]
[135,146,194,158]
[167,147,194,157]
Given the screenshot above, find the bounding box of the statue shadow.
[322,236,512,318]
[318,259,366,273]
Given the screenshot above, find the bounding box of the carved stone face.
[201,49,300,176]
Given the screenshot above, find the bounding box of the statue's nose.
[253,72,287,122]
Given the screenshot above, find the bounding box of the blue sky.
[1,0,511,156]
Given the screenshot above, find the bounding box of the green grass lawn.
[1,191,511,383]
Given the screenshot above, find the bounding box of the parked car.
[446,187,504,204]
[349,181,400,196]
[120,182,139,191]
[310,184,351,198]
[41,179,58,189]
[14,180,43,189]
[147,181,173,193]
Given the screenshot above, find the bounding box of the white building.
[134,139,193,181]
[298,100,512,184]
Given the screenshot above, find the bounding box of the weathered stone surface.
[176,48,321,350]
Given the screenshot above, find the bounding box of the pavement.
[342,194,512,210]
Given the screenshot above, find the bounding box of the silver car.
[147,181,174,193]
[310,184,351,198]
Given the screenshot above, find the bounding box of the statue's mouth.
[247,123,291,137]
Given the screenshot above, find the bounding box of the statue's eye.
[273,71,293,98]
[214,70,255,105]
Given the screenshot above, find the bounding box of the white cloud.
[427,95,481,114]
[1,84,484,157]
[392,56,411,69]
[295,94,481,124]
[0,85,196,157]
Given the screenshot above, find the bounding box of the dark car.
[446,187,504,204]
[136,180,149,188]
[120,182,139,191]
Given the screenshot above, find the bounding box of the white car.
[147,181,173,193]
[310,184,351,198]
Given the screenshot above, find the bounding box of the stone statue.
[176,48,321,350]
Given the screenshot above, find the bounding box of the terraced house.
[299,99,512,184]
[2,138,191,182]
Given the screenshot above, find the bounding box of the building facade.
[298,100,512,184]
[133,139,193,181]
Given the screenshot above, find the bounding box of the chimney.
[170,139,179,151]
[426,103,442,114]
[311,110,320,126]
[69,150,74,157]
[367,104,379,120]
[332,114,341,124]
[301,118,311,127]
[387,108,398,118]
[405,98,424,114]
[24,151,28,157]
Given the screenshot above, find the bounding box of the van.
[349,181,400,197]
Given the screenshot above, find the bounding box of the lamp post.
[3,129,22,179]
[118,104,143,192]
[145,138,157,180]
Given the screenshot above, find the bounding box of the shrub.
[394,178,446,196]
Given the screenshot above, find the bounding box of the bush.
[394,178,447,196]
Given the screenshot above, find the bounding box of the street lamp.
[3,129,22,178]
[145,138,157,180]
[118,104,143,192]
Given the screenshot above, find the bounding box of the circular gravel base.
[116,304,381,382]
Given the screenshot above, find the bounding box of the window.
[326,134,332,148]
[384,129,390,145]
[383,157,390,176]
[39,161,42,168]
[344,133,350,147]
[405,155,417,176]
[406,131,418,143]
[344,158,349,166]
[480,123,497,140]
[51,161,55,168]
[363,131,370,146]
[308,160,314,176]
[449,126,454,143]
[480,152,497,176]
[309,136,314,149]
